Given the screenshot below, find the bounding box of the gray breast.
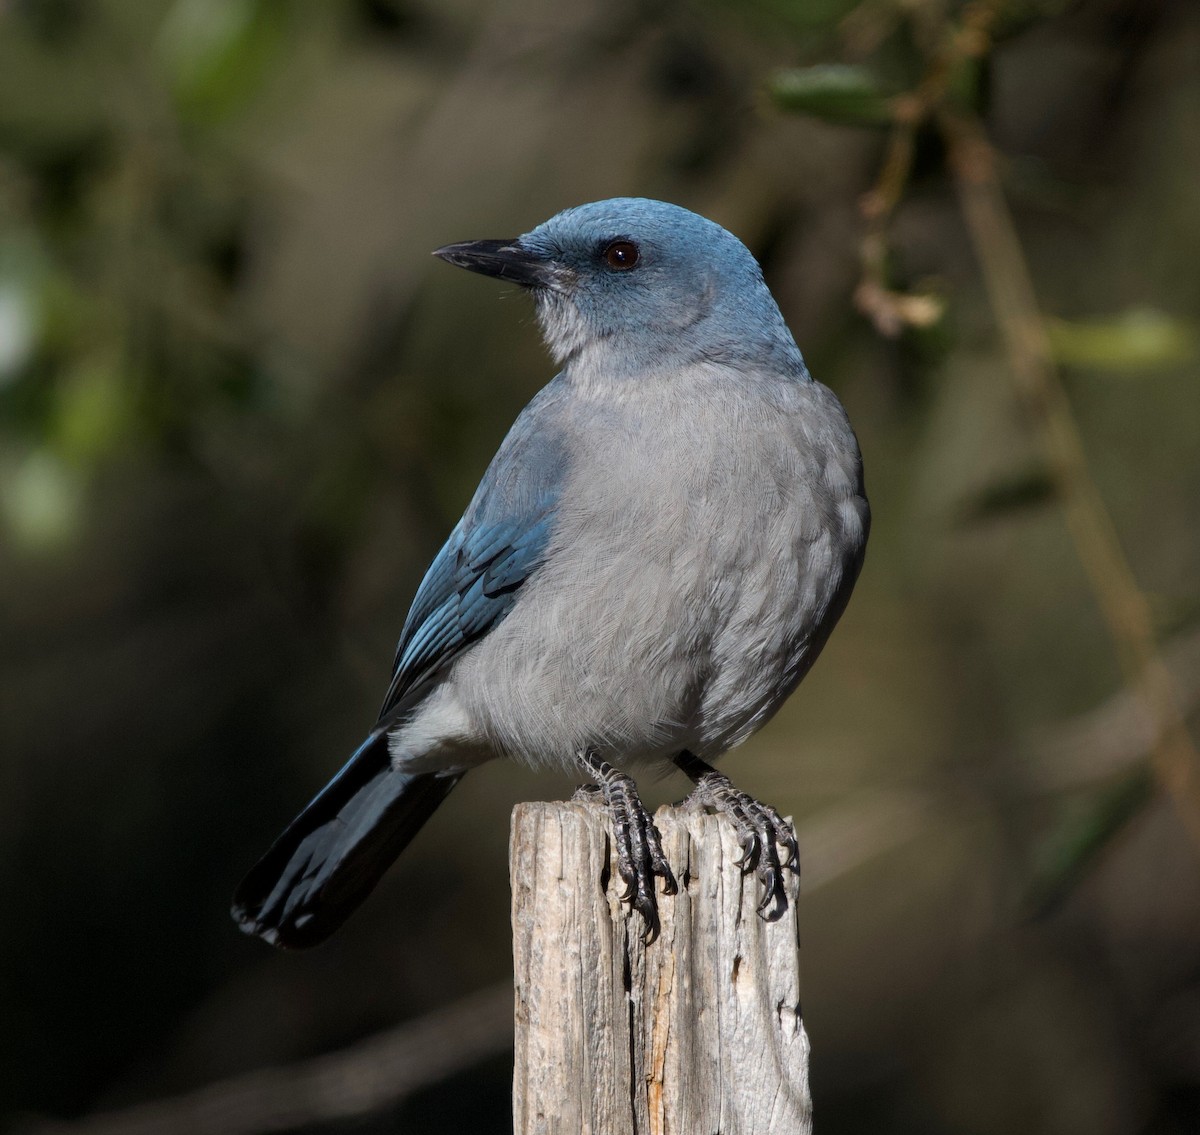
[453,367,868,770]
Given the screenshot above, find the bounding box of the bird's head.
[433,198,806,379]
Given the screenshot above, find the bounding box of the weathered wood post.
[511,800,812,1135]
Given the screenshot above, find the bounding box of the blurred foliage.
[1024,765,1156,920]
[768,64,896,125]
[1047,309,1198,372]
[951,463,1056,526]
[2,1,1200,1134]
[156,0,291,125]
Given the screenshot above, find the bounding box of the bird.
[232,198,869,949]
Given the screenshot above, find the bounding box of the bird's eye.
[603,240,640,271]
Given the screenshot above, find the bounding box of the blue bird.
[232,198,869,948]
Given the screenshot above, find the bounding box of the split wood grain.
[511,800,812,1135]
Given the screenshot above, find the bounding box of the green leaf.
[952,466,1056,527]
[945,55,985,114]
[1,446,83,550]
[53,356,135,464]
[0,238,51,386]
[1023,766,1154,920]
[768,64,895,125]
[156,0,287,125]
[1046,309,1197,371]
[0,279,39,383]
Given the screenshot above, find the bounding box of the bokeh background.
[3,0,1200,1132]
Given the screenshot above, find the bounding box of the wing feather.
[377,386,568,720]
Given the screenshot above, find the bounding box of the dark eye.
[603,239,640,271]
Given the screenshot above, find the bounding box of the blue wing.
[378,511,555,716]
[377,385,569,720]
[232,383,570,948]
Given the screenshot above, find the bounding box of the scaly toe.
[678,761,798,920]
[754,831,788,921]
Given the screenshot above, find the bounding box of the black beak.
[432,238,561,289]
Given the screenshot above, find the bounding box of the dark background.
[2,0,1199,1132]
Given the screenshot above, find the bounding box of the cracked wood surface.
[511,801,812,1135]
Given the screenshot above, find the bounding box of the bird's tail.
[232,732,462,949]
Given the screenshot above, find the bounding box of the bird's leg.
[674,750,798,922]
[575,748,678,944]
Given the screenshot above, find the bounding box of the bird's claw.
[611,782,677,944]
[576,751,677,945]
[683,764,798,923]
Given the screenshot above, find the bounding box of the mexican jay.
[233,198,869,948]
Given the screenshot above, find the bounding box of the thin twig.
[852,0,1002,334]
[939,107,1200,845]
[844,0,1200,846]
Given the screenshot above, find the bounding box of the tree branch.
[939,106,1200,846]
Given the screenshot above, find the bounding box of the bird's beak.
[432,239,564,290]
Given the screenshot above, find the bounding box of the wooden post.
[511,800,812,1135]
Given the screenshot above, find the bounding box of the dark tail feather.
[232,733,462,949]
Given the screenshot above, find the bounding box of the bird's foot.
[675,752,798,922]
[575,750,678,944]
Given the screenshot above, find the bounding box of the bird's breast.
[450,369,867,769]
